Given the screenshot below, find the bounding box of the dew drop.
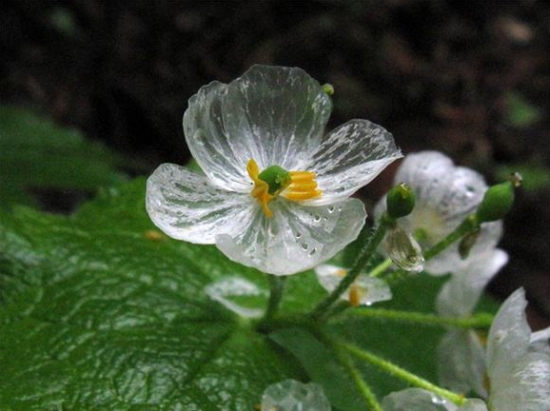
[327,206,335,213]
[313,215,321,222]
[295,232,302,239]
[308,247,317,256]
[301,243,309,250]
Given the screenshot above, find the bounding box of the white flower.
[376,151,503,275]
[146,65,402,275]
[314,264,392,306]
[435,249,509,397]
[261,379,331,411]
[385,288,550,411]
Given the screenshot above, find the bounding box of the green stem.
[311,215,393,320]
[336,349,384,411]
[333,308,494,329]
[263,276,286,323]
[369,258,392,278]
[339,341,465,406]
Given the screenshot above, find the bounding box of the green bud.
[386,183,416,219]
[476,181,516,223]
[258,165,291,195]
[322,83,334,96]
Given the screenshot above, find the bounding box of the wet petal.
[146,163,254,243]
[261,380,331,411]
[216,198,366,275]
[314,264,392,306]
[183,81,250,192]
[382,388,457,411]
[490,353,550,411]
[308,120,402,203]
[487,288,531,381]
[530,327,550,355]
[223,65,332,170]
[437,330,488,398]
[436,249,508,317]
[205,277,267,318]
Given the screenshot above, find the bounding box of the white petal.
[459,399,489,411]
[261,380,331,411]
[205,277,267,318]
[487,288,531,382]
[146,163,254,243]
[490,353,550,411]
[183,81,250,192]
[436,249,508,317]
[382,388,457,411]
[530,327,550,354]
[437,330,488,398]
[314,264,392,305]
[308,120,402,203]
[216,198,366,275]
[222,65,332,170]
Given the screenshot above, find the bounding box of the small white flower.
[376,151,503,275]
[314,264,392,306]
[261,379,331,411]
[147,65,401,275]
[392,288,550,411]
[436,249,509,397]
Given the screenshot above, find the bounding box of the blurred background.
[1,0,549,327]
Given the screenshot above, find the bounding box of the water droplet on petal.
[295,232,302,239]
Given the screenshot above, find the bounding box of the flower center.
[247,159,322,218]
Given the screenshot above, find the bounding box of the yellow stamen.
[336,269,363,306]
[247,159,275,218]
[247,159,322,218]
[283,170,322,201]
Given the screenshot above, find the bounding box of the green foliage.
[0,106,126,209]
[0,179,498,410]
[503,92,542,128]
[496,163,550,192]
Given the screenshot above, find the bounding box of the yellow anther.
[247,159,322,218]
[283,170,322,201]
[336,269,363,306]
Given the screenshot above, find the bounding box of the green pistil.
[258,165,291,195]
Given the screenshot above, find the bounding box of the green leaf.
[0,106,127,209]
[503,92,542,128]
[0,179,303,411]
[496,162,550,192]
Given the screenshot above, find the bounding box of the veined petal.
[490,353,550,411]
[216,198,366,275]
[183,81,250,192]
[437,330,488,398]
[222,65,332,170]
[382,388,458,411]
[436,249,508,317]
[308,120,402,203]
[146,163,254,244]
[487,288,532,382]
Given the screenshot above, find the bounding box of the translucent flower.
[375,151,503,275]
[261,379,331,411]
[399,288,550,411]
[314,264,392,306]
[382,388,488,411]
[147,65,401,275]
[435,249,509,397]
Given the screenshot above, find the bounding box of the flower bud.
[476,180,516,223]
[386,183,416,219]
[322,83,334,96]
[385,226,425,273]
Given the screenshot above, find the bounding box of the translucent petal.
[146,163,254,243]
[183,81,250,192]
[308,120,402,203]
[261,379,331,411]
[205,277,267,318]
[216,198,366,276]
[490,353,550,411]
[436,249,508,317]
[437,330,488,398]
[222,65,332,170]
[382,388,457,411]
[487,288,531,382]
[314,264,392,306]
[530,327,550,355]
[459,399,489,411]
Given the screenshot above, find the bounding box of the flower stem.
[339,340,466,406]
[326,337,384,411]
[263,275,286,322]
[333,308,494,329]
[369,258,393,278]
[311,215,393,320]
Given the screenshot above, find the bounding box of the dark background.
[2,0,549,327]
